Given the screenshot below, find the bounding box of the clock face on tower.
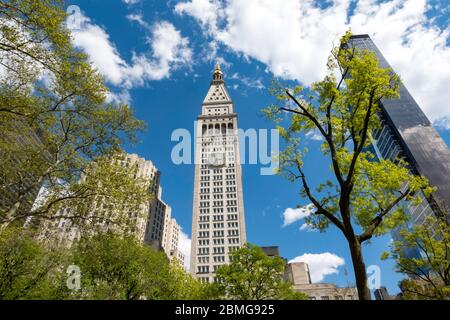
[207,152,225,166]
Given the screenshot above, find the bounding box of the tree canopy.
[384,215,450,300]
[263,30,433,299]
[0,0,147,230]
[0,228,212,300]
[213,243,307,300]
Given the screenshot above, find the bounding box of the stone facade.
[285,262,358,300]
[37,152,158,246]
[36,153,184,267]
[190,65,247,282]
[146,196,185,267]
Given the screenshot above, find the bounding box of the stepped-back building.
[190,65,247,282]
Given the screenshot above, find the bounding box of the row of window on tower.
[198,229,239,238]
[201,123,234,136]
[198,215,237,222]
[199,222,239,229]
[198,238,239,246]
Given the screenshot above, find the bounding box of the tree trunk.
[348,238,371,300]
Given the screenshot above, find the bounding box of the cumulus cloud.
[175,0,223,35]
[282,203,315,227]
[179,230,192,271]
[289,252,345,283]
[175,0,226,63]
[175,0,450,128]
[69,13,192,90]
[70,14,126,85]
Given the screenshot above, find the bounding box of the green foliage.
[0,226,69,299]
[68,233,219,300]
[70,232,171,300]
[263,30,432,300]
[385,215,450,300]
[0,228,208,300]
[213,243,308,300]
[0,0,146,229]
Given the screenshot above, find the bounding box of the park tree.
[384,215,450,300]
[70,232,207,300]
[263,31,432,300]
[0,0,146,230]
[0,229,209,300]
[0,226,70,299]
[214,243,308,300]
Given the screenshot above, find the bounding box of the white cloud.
[230,72,265,89]
[174,0,226,63]
[305,129,324,141]
[69,13,192,90]
[175,0,450,128]
[70,14,126,85]
[126,13,150,30]
[282,203,315,227]
[105,90,132,105]
[175,0,223,35]
[179,230,192,271]
[289,252,345,283]
[123,0,141,5]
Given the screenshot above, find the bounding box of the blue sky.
[66,0,450,295]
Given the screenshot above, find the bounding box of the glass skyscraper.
[348,35,450,251]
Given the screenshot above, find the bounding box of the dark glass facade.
[348,35,450,259]
[349,34,450,217]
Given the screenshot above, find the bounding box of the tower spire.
[212,63,223,81]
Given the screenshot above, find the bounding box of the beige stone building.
[190,65,247,282]
[284,262,359,300]
[145,192,185,267]
[37,153,159,246]
[36,153,184,268]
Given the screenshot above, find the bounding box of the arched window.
[215,124,220,135]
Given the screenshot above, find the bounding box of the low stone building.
[284,262,358,300]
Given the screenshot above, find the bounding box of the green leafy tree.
[214,243,308,300]
[0,226,69,299]
[169,265,218,300]
[263,31,432,300]
[0,229,210,300]
[383,215,450,300]
[70,232,206,300]
[0,0,146,229]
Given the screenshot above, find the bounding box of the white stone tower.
[190,64,247,282]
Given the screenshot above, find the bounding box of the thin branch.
[358,187,411,243]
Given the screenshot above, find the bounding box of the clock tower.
[190,65,247,282]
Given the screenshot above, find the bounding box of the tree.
[214,243,308,300]
[70,232,207,300]
[0,226,69,299]
[0,0,146,230]
[0,228,209,300]
[384,215,450,300]
[263,31,432,300]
